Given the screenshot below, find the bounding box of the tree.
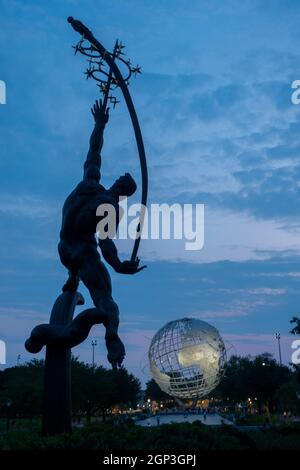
[213,355,252,403]
[215,354,293,413]
[274,382,300,413]
[111,367,141,410]
[290,317,300,335]
[249,354,291,412]
[0,357,141,422]
[145,379,172,402]
[71,357,94,420]
[90,366,118,421]
[0,359,44,419]
[71,358,140,420]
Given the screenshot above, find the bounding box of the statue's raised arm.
[83,99,109,182]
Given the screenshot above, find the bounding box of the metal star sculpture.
[72,29,141,111]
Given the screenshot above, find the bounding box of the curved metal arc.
[79,48,102,59]
[90,68,132,86]
[68,18,148,262]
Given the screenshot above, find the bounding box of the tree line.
[145,352,300,414]
[1,315,300,421]
[0,357,141,421]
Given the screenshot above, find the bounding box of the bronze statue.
[25,18,148,435]
[26,100,145,369]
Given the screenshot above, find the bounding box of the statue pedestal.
[42,292,84,436]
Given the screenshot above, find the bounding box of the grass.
[0,420,300,450]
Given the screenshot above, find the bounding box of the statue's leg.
[56,306,106,346]
[94,295,125,368]
[29,242,125,367]
[58,241,80,293]
[25,298,125,367]
[62,270,79,292]
[78,255,125,368]
[25,307,102,352]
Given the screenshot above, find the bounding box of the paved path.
[136,413,233,427]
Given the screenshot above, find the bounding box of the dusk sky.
[1,0,300,383]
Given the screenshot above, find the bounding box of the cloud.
[0,193,56,219]
[1,0,300,382]
[224,333,294,364]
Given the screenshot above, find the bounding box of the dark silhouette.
[26,100,145,369]
[24,18,148,435]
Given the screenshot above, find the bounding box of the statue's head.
[110,173,137,198]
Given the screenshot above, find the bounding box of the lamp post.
[91,340,97,368]
[275,332,282,366]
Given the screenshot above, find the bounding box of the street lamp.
[91,340,97,368]
[275,332,282,366]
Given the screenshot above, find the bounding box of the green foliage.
[235,414,278,425]
[250,425,300,450]
[0,357,141,420]
[1,421,300,450]
[214,353,293,411]
[0,359,44,418]
[111,367,141,409]
[274,381,300,413]
[71,359,118,418]
[145,379,172,403]
[290,316,300,335]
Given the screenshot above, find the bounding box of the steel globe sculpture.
[149,318,226,399]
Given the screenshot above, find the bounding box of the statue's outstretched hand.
[91,99,109,125]
[118,258,147,275]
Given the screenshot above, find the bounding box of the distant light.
[147,398,151,403]
[262,362,266,366]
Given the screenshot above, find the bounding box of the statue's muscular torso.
[59,179,118,245]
